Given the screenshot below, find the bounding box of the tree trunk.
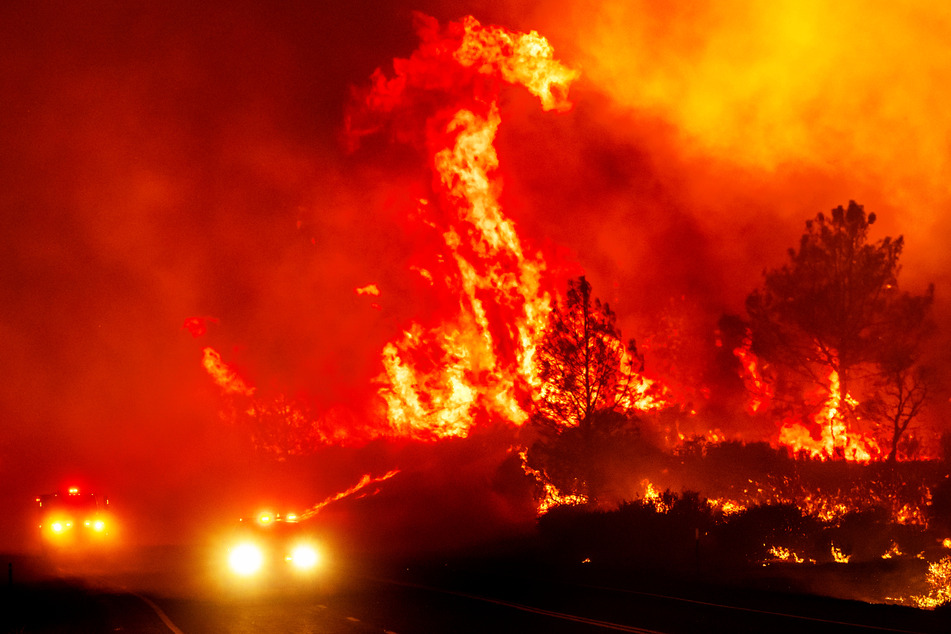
[887,425,900,463]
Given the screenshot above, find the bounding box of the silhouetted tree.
[746,201,934,457]
[528,276,649,505]
[864,325,935,461]
[882,367,929,461]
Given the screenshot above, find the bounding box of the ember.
[299,470,399,521]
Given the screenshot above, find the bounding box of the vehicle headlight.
[229,543,264,576]
[51,521,64,533]
[288,545,319,569]
[93,520,105,532]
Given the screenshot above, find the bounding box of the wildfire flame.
[831,544,851,564]
[707,497,746,517]
[642,481,671,514]
[778,367,880,462]
[729,340,885,462]
[350,15,579,439]
[912,557,951,609]
[517,449,587,514]
[168,13,951,607]
[767,545,808,564]
[732,329,773,415]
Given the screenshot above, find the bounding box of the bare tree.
[880,365,931,462]
[866,297,935,461]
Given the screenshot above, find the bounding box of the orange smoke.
[538,1,951,281]
[565,2,950,177]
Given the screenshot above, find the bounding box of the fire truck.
[35,487,112,549]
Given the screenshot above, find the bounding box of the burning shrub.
[824,507,896,563]
[536,489,716,572]
[715,503,822,565]
[526,411,663,510]
[912,556,951,609]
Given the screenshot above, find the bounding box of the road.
[2,546,949,633]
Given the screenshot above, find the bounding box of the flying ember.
[299,470,400,521]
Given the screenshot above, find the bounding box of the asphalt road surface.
[2,546,949,633]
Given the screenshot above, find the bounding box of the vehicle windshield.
[39,493,102,513]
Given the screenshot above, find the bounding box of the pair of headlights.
[228,543,319,576]
[48,519,105,533]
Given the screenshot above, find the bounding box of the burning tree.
[527,276,656,506]
[746,201,934,459]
